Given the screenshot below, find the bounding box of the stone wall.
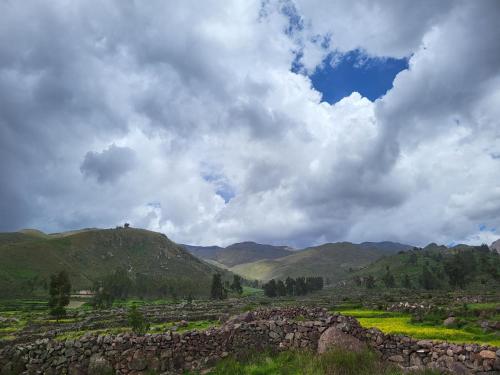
[0,307,499,374]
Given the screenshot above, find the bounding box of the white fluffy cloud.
[1,0,499,248]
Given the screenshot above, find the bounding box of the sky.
[1,0,500,248]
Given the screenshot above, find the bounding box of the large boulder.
[317,326,366,354]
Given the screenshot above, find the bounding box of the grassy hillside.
[359,241,412,253]
[351,243,500,290]
[0,228,223,298]
[230,242,387,282]
[183,241,293,267]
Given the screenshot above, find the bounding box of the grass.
[336,308,500,346]
[111,298,176,308]
[149,320,219,333]
[241,286,264,297]
[53,320,219,341]
[193,349,439,375]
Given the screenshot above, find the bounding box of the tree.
[127,305,149,334]
[354,276,362,287]
[91,281,114,309]
[382,266,396,288]
[285,277,295,296]
[276,280,287,296]
[407,252,418,266]
[402,274,412,289]
[295,277,307,295]
[444,251,477,288]
[210,274,227,300]
[419,264,440,290]
[230,275,243,295]
[365,275,375,289]
[48,271,71,319]
[263,279,277,297]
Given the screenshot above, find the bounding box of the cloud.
[0,0,499,248]
[80,145,137,184]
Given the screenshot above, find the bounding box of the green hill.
[230,242,389,282]
[182,241,293,267]
[351,243,500,290]
[0,227,224,298]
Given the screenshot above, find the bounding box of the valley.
[0,227,499,374]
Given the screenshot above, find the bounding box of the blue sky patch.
[202,171,235,203]
[309,50,408,103]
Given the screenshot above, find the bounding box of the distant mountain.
[182,241,293,267]
[182,244,224,260]
[230,242,390,282]
[0,228,224,298]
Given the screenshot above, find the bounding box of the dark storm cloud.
[80,145,137,184]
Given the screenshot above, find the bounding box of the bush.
[127,305,150,334]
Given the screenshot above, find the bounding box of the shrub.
[127,305,150,334]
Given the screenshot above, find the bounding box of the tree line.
[210,274,243,300]
[262,276,324,297]
[91,268,212,308]
[355,245,500,290]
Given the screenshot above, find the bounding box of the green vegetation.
[230,275,243,295]
[150,320,218,333]
[352,244,500,291]
[262,277,323,297]
[0,227,226,298]
[48,271,71,319]
[335,307,500,346]
[195,348,439,375]
[240,286,263,297]
[210,274,227,300]
[127,305,150,334]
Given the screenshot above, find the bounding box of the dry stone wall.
[0,307,499,375]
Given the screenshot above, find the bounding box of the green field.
[336,307,500,346]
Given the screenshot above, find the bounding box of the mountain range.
[182,240,412,282]
[181,241,294,268]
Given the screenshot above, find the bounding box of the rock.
[388,355,404,363]
[317,327,365,354]
[227,312,254,324]
[494,358,500,371]
[129,350,147,371]
[88,354,112,375]
[443,317,456,327]
[449,362,471,375]
[416,340,433,348]
[269,331,280,339]
[479,350,496,359]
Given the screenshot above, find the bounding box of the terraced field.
[334,304,500,346]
